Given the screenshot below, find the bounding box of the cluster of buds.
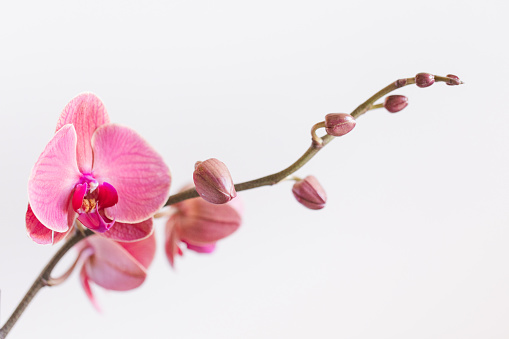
[383,73,461,113]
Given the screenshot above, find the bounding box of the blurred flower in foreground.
[76,231,156,311]
[26,93,171,244]
[292,175,327,210]
[165,186,243,267]
[193,158,236,204]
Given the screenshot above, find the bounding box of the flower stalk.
[165,73,462,207]
[0,229,93,339]
[1,72,462,338]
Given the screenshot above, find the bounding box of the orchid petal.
[97,182,118,209]
[165,216,182,267]
[83,236,147,291]
[183,241,216,253]
[25,204,71,245]
[80,266,102,312]
[77,210,114,233]
[56,93,110,173]
[118,232,156,269]
[177,195,243,224]
[28,124,81,232]
[72,183,88,212]
[177,214,241,244]
[101,218,154,242]
[176,197,243,244]
[92,124,171,223]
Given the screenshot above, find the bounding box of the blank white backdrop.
[1,0,508,338]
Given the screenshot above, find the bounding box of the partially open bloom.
[193,158,236,204]
[324,113,356,137]
[76,230,156,311]
[292,175,327,210]
[165,186,243,267]
[26,93,171,244]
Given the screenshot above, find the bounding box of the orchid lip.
[77,208,115,233]
[72,176,119,232]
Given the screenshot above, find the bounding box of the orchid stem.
[165,74,459,206]
[369,103,384,110]
[0,229,93,339]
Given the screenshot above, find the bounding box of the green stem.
[0,229,93,339]
[369,103,384,110]
[166,75,459,206]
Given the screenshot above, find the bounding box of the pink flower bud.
[324,113,356,137]
[446,74,461,86]
[292,175,327,210]
[193,158,237,204]
[384,95,408,113]
[415,73,435,88]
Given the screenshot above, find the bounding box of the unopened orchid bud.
[446,74,461,86]
[384,95,408,113]
[324,113,356,137]
[292,175,327,210]
[193,158,237,204]
[415,73,435,88]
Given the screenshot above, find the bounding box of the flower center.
[72,175,118,233]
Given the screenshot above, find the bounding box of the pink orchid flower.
[75,231,156,311]
[26,93,171,244]
[165,186,243,267]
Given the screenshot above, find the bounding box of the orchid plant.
[0,73,463,338]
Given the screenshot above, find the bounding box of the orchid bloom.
[75,231,156,311]
[26,93,171,244]
[165,187,243,267]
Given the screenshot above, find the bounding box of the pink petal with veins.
[101,218,154,242]
[82,236,148,291]
[118,232,156,269]
[28,125,81,232]
[177,214,241,244]
[25,204,71,245]
[176,196,243,244]
[91,124,171,223]
[177,195,243,224]
[56,93,110,173]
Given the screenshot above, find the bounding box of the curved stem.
[311,121,326,147]
[164,74,461,206]
[0,229,93,339]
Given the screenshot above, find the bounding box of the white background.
[1,0,508,338]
